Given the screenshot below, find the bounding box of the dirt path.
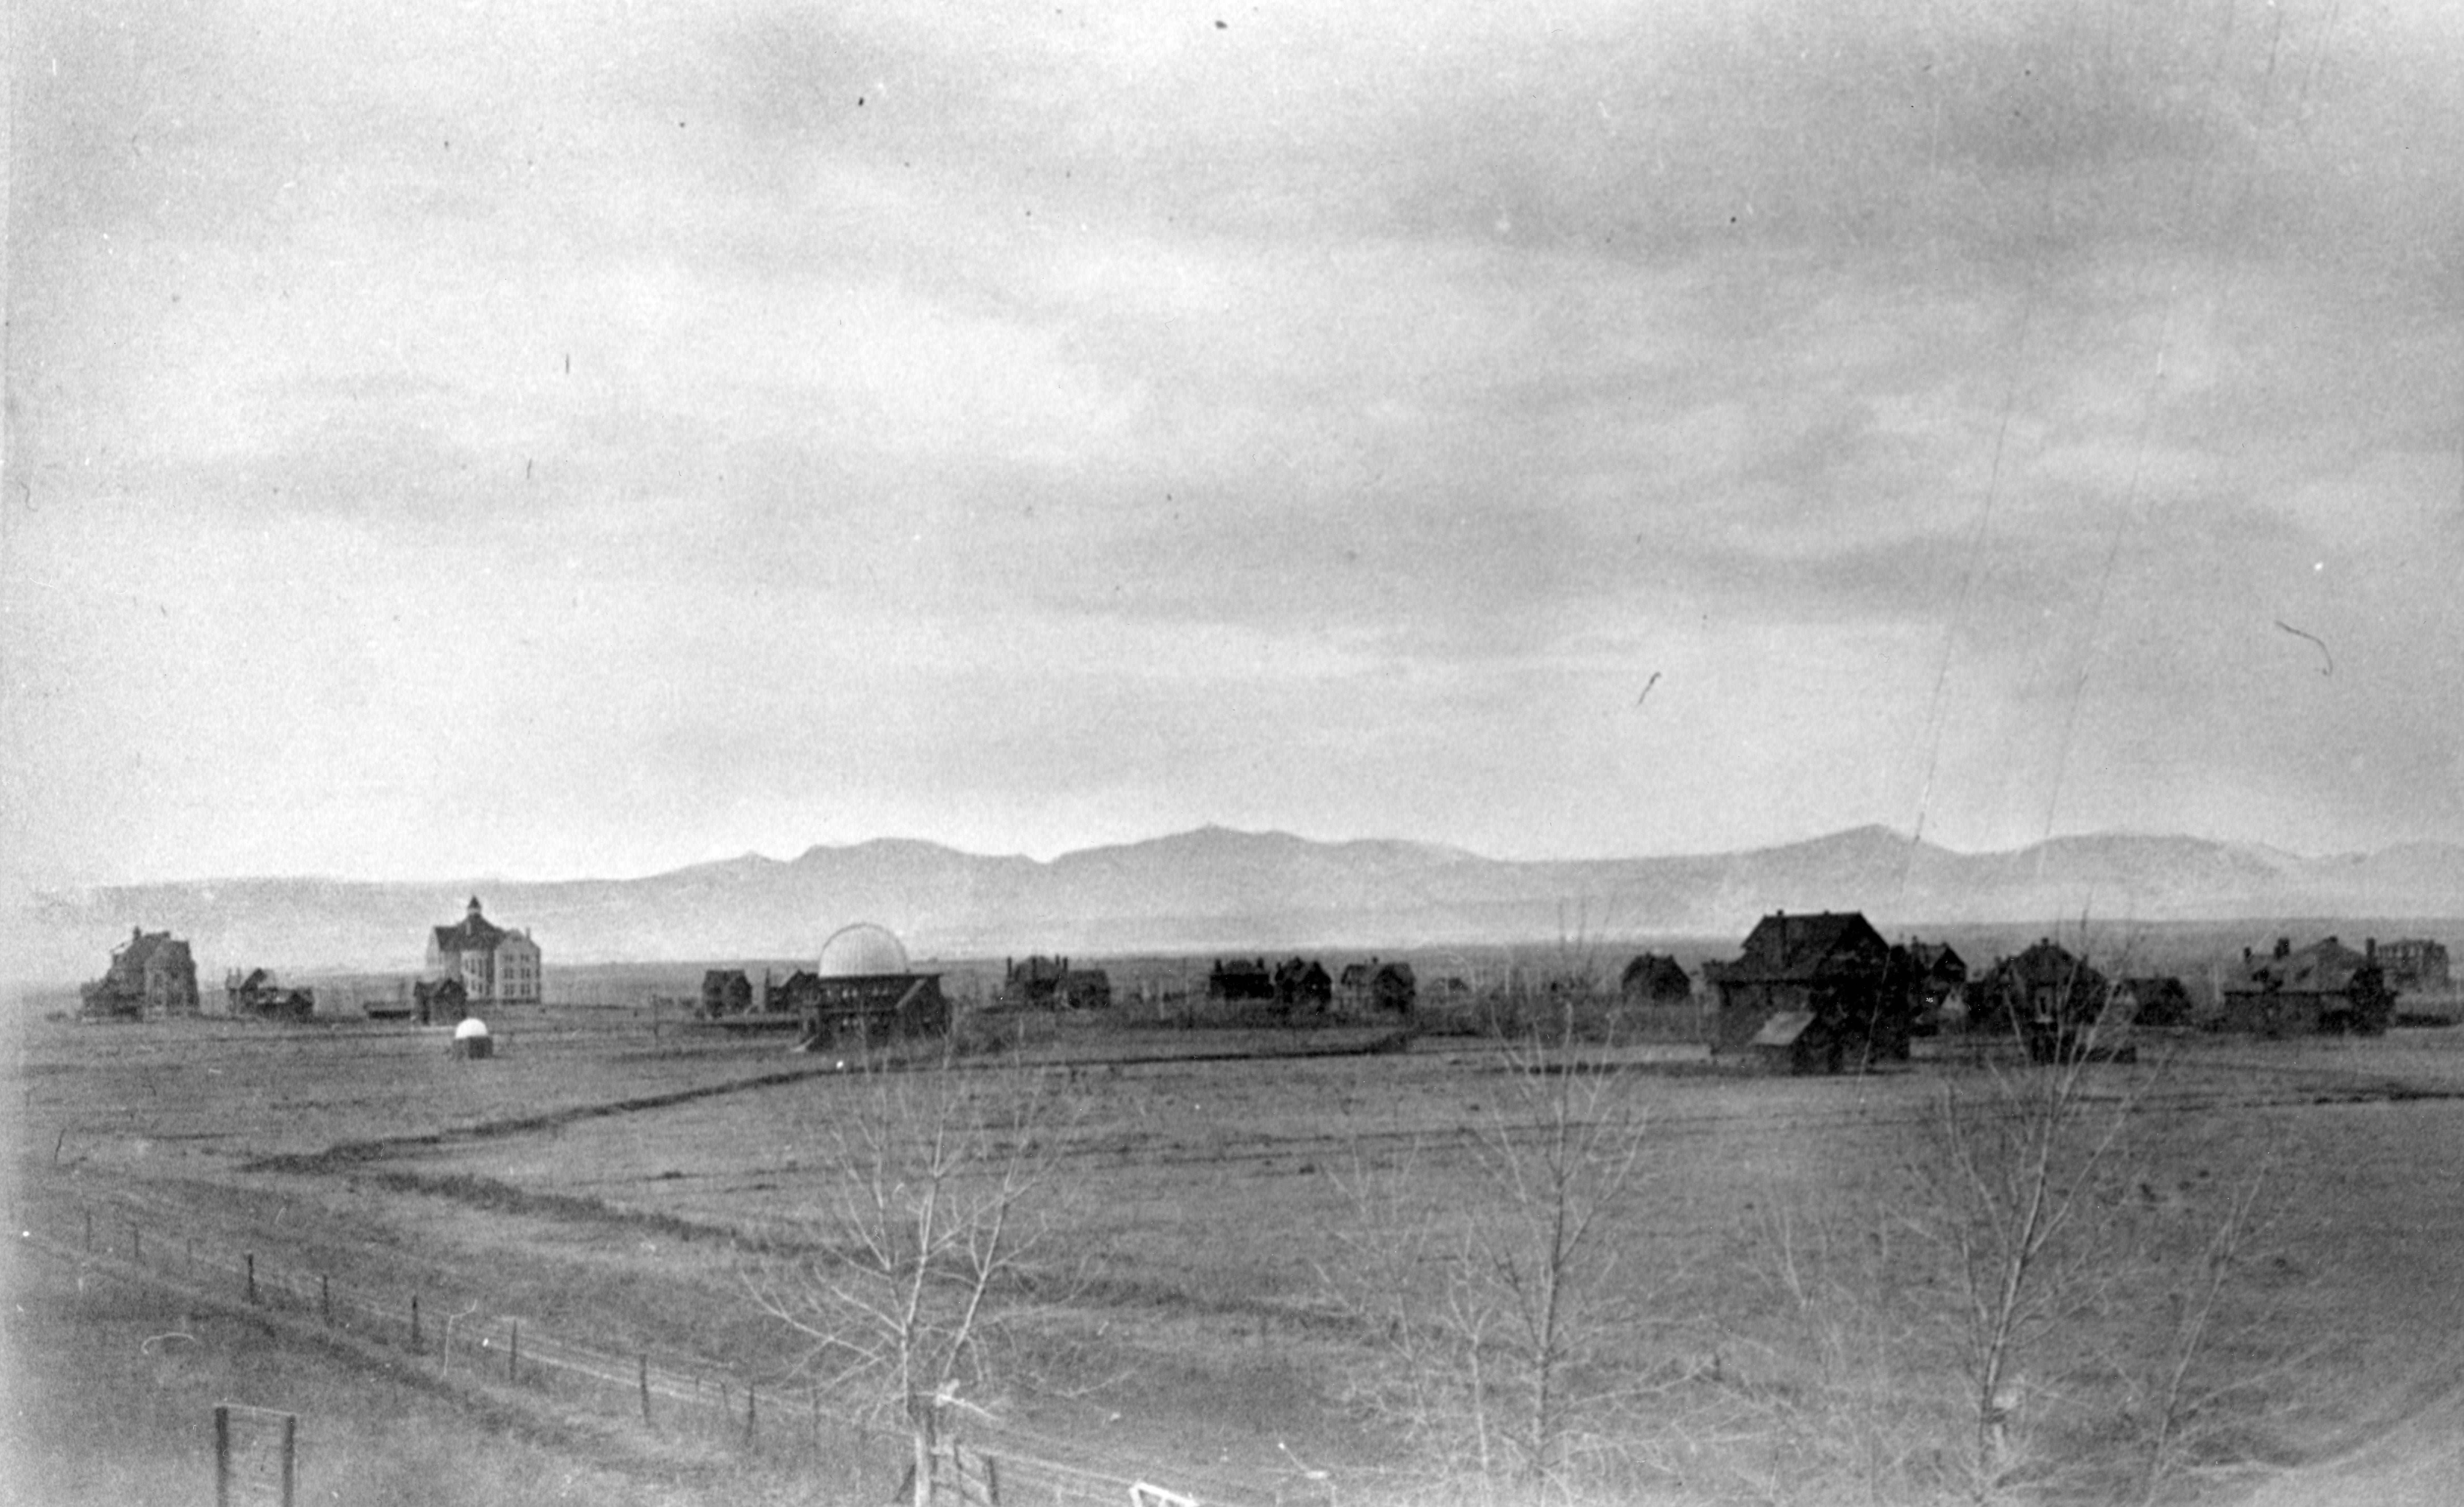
[2233,1387,2464,1507]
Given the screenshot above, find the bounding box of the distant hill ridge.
[20,826,2464,981]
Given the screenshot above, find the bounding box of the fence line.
[25,1191,1295,1507]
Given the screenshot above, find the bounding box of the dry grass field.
[10,970,2464,1506]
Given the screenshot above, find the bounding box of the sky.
[6,0,2462,887]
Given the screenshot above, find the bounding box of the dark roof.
[1982,939,2100,990]
[432,904,508,954]
[1713,911,1889,983]
[2229,938,2379,996]
[1010,956,1071,984]
[99,929,194,988]
[1622,953,1689,984]
[2119,975,2189,997]
[1907,940,1966,976]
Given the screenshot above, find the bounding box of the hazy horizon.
[10,0,2461,891]
[30,818,2464,895]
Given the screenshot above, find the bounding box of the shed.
[1741,1010,1835,1075]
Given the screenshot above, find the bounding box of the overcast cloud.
[6,0,2461,886]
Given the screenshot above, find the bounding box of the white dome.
[818,922,909,978]
[453,1017,490,1039]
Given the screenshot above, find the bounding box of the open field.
[11,983,2464,1505]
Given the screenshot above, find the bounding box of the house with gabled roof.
[1971,939,2114,1060]
[80,928,201,1020]
[1704,910,1905,1071]
[1899,939,1967,1035]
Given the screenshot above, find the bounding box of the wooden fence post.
[411,1295,421,1351]
[280,1412,297,1507]
[745,1381,757,1448]
[509,1321,519,1382]
[214,1404,231,1507]
[245,1254,257,1305]
[83,1208,93,1252]
[131,1225,141,1264]
[639,1355,653,1425]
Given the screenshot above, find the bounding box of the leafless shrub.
[747,1054,1079,1507]
[1899,963,2299,1505]
[1319,1009,1670,1504]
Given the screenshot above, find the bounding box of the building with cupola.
[424,895,543,1007]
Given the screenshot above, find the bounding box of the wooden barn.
[1704,911,1906,1071]
[2220,937,2394,1037]
[80,929,201,1020]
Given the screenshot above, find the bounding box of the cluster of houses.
[69,895,2451,1073]
[1695,910,2422,1073]
[1203,956,1418,1015]
[76,896,544,1025]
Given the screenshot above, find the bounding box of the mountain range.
[17,825,2464,986]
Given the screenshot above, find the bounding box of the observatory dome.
[818,922,910,978]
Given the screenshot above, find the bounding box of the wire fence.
[21,1190,1314,1507]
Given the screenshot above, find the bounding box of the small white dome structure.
[818,922,910,978]
[450,1015,493,1059]
[452,1016,490,1040]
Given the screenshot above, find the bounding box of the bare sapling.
[1907,937,2284,1503]
[749,1052,1076,1507]
[1322,1006,1659,1504]
[1916,963,2147,1501]
[2108,1116,2311,1505]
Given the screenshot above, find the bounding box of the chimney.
[2274,938,2291,959]
[2367,938,2377,961]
